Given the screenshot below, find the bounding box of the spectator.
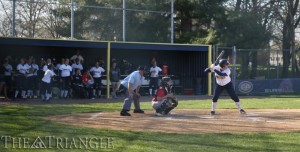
[70,49,84,64]
[59,58,72,99]
[82,70,94,99]
[41,64,56,102]
[71,58,83,75]
[90,61,105,98]
[110,61,121,99]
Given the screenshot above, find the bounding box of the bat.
[204,50,224,73]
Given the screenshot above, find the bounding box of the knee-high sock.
[64,90,68,98]
[235,102,242,110]
[212,102,217,111]
[93,89,96,96]
[60,90,65,97]
[21,90,26,98]
[15,90,19,98]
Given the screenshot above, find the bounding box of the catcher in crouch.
[151,77,178,116]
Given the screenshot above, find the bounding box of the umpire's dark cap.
[137,66,147,71]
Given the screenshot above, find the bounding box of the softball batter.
[209,59,246,116]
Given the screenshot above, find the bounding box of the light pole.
[123,0,126,42]
[171,0,174,44]
[71,0,74,39]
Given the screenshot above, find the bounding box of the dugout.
[0,37,211,98]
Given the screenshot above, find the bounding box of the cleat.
[210,111,216,116]
[155,112,163,116]
[120,110,131,116]
[133,109,144,113]
[240,109,246,114]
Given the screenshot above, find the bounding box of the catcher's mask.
[160,76,173,88]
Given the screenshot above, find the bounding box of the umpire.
[119,66,146,116]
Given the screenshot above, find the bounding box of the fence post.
[106,42,111,99]
[71,0,74,39]
[170,0,174,44]
[208,45,212,95]
[123,0,126,42]
[232,46,237,90]
[12,0,16,36]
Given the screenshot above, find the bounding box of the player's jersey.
[4,64,13,76]
[32,64,39,76]
[152,87,167,102]
[71,63,83,75]
[150,66,162,77]
[213,66,231,86]
[42,69,55,83]
[17,64,28,75]
[90,67,105,78]
[25,64,35,77]
[59,64,72,77]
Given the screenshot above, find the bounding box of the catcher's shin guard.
[156,99,169,113]
[162,98,178,114]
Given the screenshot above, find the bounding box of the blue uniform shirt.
[121,71,143,91]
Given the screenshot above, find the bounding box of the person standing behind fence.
[41,64,56,102]
[149,61,162,96]
[59,58,72,99]
[110,62,120,99]
[90,61,105,98]
[14,58,28,99]
[120,66,146,116]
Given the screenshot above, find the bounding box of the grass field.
[0,97,300,152]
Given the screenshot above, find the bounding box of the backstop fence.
[0,0,172,42]
[214,46,300,95]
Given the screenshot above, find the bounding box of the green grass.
[0,97,300,152]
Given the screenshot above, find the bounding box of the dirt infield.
[45,109,300,134]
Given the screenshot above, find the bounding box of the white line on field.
[89,113,102,119]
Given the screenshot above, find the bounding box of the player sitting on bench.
[152,77,178,116]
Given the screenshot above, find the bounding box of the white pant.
[152,100,164,109]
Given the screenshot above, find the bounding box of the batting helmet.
[219,59,229,68]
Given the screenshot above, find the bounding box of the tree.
[272,0,300,77]
[213,0,272,79]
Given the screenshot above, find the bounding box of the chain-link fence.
[0,0,171,42]
[214,46,300,95]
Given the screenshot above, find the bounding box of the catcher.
[152,77,178,116]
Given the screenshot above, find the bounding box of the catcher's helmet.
[219,59,229,68]
[161,76,173,87]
